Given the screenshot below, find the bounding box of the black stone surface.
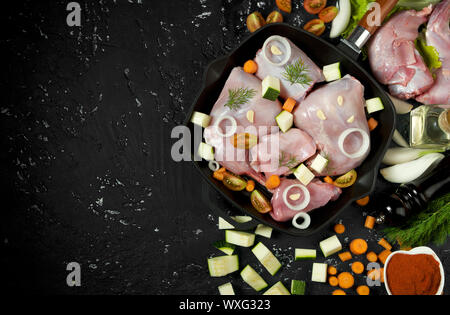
[1,0,448,295]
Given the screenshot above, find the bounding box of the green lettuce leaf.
[396,0,442,10]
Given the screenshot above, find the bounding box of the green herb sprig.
[383,193,450,248]
[224,87,256,111]
[282,58,312,87]
[279,151,300,171]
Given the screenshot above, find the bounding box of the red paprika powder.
[386,253,441,295]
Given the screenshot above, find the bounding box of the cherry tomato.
[246,12,266,33]
[303,19,326,36]
[276,0,292,14]
[266,11,284,24]
[304,0,327,15]
[319,6,339,23]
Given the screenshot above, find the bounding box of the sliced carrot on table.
[364,216,376,230]
[366,251,378,263]
[328,266,337,276]
[332,289,346,295]
[368,268,384,283]
[378,238,392,251]
[337,272,355,289]
[356,196,370,206]
[217,167,227,173]
[351,261,365,274]
[282,98,297,113]
[246,180,255,192]
[338,251,352,262]
[334,223,346,234]
[378,250,392,265]
[349,239,368,255]
[329,276,339,287]
[266,175,281,190]
[213,171,225,181]
[324,176,334,184]
[368,118,379,131]
[357,285,370,296]
[243,60,258,74]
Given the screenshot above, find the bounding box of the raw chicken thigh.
[368,6,434,100]
[204,67,282,184]
[293,75,370,176]
[250,128,317,178]
[416,0,450,105]
[254,36,325,103]
[270,179,342,222]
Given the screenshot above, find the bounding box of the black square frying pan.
[185,1,397,236]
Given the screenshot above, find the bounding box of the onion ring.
[283,184,311,212]
[262,36,292,67]
[208,161,220,172]
[292,212,312,230]
[338,128,370,159]
[214,115,237,138]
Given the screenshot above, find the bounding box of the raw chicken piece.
[293,75,370,176]
[204,67,282,184]
[250,128,317,177]
[416,0,450,105]
[254,37,324,103]
[368,6,434,100]
[270,179,342,222]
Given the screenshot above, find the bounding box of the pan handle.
[201,180,260,231]
[345,0,399,51]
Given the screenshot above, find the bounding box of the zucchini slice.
[218,217,235,230]
[291,280,306,295]
[262,75,281,101]
[213,241,236,256]
[190,111,212,128]
[320,235,343,258]
[323,62,342,82]
[295,248,317,261]
[310,154,329,174]
[208,255,239,277]
[294,164,315,186]
[263,282,291,295]
[240,265,268,292]
[276,111,294,133]
[225,231,255,248]
[254,224,273,239]
[366,97,385,114]
[198,142,215,161]
[252,242,282,276]
[218,282,235,296]
[312,263,328,283]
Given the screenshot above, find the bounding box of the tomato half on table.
[319,6,339,23]
[276,0,292,14]
[304,0,327,15]
[303,19,326,36]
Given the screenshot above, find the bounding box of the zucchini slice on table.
[263,282,291,295]
[252,242,282,276]
[240,265,268,292]
[208,255,239,277]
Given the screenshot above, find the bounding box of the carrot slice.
[357,285,370,296]
[266,175,281,190]
[351,261,365,274]
[283,98,297,113]
[349,239,368,255]
[324,176,334,184]
[378,238,392,251]
[337,272,355,289]
[328,266,337,276]
[213,171,225,181]
[246,180,255,192]
[378,250,392,265]
[338,251,352,262]
[366,251,378,263]
[329,276,339,287]
[356,196,370,206]
[368,268,384,283]
[368,118,379,131]
[276,0,292,13]
[332,289,346,295]
[243,60,258,74]
[334,223,346,234]
[364,216,376,230]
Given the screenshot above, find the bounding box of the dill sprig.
[279,151,300,170]
[383,193,450,248]
[224,87,256,111]
[281,58,312,87]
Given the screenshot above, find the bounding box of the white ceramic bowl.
[384,246,445,295]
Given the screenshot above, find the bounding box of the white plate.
[384,246,445,295]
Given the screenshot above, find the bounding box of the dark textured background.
[0,0,448,295]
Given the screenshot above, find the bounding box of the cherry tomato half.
[304,0,327,15]
[319,6,339,23]
[276,0,292,14]
[303,19,326,36]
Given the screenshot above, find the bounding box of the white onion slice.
[214,115,237,138]
[292,212,312,230]
[338,128,370,159]
[262,36,292,67]
[208,161,220,172]
[283,184,311,212]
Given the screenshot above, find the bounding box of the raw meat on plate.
[250,128,317,178]
[293,75,370,176]
[254,36,325,103]
[416,0,450,105]
[367,6,434,100]
[270,179,342,222]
